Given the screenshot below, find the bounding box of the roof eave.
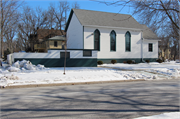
[143,38,161,41]
[84,25,143,31]
[65,9,74,32]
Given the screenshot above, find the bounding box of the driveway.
[0,79,179,119]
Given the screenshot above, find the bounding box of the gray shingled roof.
[65,9,159,40]
[73,9,143,30]
[47,36,66,41]
[141,24,159,39]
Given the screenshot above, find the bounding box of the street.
[0,79,179,119]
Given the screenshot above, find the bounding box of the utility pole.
[63,38,67,75]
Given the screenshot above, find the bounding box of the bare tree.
[17,6,48,51]
[46,3,56,29]
[49,1,70,34]
[4,26,17,53]
[95,0,180,60]
[72,1,80,9]
[0,0,23,58]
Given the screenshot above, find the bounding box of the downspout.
[141,30,145,63]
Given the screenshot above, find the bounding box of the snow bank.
[0,60,47,87]
[134,112,180,119]
[7,60,46,72]
[0,75,19,87]
[0,67,158,87]
[0,61,179,87]
[7,67,20,72]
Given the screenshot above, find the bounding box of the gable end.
[65,9,74,32]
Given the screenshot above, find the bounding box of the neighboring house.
[46,36,66,50]
[11,9,160,67]
[29,28,65,52]
[65,9,160,63]
[158,43,171,60]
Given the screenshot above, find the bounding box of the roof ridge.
[73,8,132,16]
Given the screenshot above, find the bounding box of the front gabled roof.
[65,9,143,31]
[65,9,159,40]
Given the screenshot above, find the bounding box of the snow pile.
[122,73,157,80]
[7,67,20,72]
[148,68,180,78]
[0,76,8,87]
[0,75,19,87]
[37,64,45,70]
[134,112,180,119]
[1,75,19,80]
[8,60,46,72]
[12,61,20,68]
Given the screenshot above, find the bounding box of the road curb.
[0,79,145,89]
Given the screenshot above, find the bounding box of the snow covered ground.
[134,112,180,119]
[101,61,180,78]
[0,60,179,87]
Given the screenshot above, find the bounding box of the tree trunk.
[1,29,3,58]
[174,46,177,61]
[179,39,180,61]
[1,0,3,58]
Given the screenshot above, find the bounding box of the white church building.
[65,9,159,64]
[11,9,159,67]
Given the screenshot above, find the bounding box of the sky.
[24,0,134,18]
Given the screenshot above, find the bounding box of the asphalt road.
[0,79,179,119]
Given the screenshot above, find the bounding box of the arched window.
[110,30,116,51]
[125,31,131,52]
[94,29,100,51]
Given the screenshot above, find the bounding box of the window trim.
[110,30,116,52]
[60,52,70,59]
[148,43,153,52]
[94,29,100,51]
[83,50,92,57]
[125,31,131,52]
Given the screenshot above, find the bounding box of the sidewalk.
[1,79,145,89]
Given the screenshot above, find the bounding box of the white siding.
[7,54,14,65]
[67,13,83,49]
[13,50,97,59]
[14,52,60,59]
[49,50,97,59]
[84,26,142,59]
[143,39,158,58]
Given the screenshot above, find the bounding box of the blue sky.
[24,0,134,16]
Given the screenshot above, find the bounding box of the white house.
[65,9,160,64]
[10,9,159,67]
